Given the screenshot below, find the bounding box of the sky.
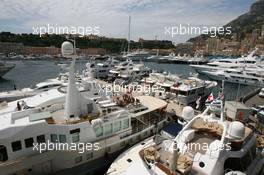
[0,0,256,43]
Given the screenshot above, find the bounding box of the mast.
[220,80,225,122]
[61,41,80,120]
[127,15,131,54]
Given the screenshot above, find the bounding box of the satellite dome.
[228,121,245,140]
[182,106,194,121]
[61,41,74,56]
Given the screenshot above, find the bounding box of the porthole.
[199,161,205,168]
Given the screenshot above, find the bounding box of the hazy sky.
[0,0,255,43]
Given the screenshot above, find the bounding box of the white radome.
[228,121,245,140]
[182,106,194,121]
[61,41,74,56]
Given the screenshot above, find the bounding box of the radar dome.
[182,106,194,121]
[228,121,245,140]
[61,41,74,56]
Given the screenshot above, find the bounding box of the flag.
[196,96,201,109]
[206,93,214,102]
[218,89,224,100]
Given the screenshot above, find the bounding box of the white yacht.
[0,63,105,116]
[123,50,150,61]
[108,60,134,82]
[114,62,151,85]
[108,60,150,83]
[141,72,166,85]
[107,99,264,175]
[170,77,217,105]
[0,78,67,102]
[146,51,161,62]
[202,68,264,86]
[94,57,119,79]
[0,42,169,175]
[142,73,217,105]
[191,48,262,74]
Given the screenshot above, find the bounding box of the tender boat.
[0,78,67,102]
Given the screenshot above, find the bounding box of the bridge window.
[37,135,46,143]
[104,124,113,135]
[25,138,34,148]
[0,145,8,161]
[123,119,130,129]
[114,121,122,132]
[51,134,58,143]
[12,141,22,152]
[72,133,80,143]
[59,135,67,143]
[95,126,103,137]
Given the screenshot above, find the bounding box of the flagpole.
[220,80,225,122]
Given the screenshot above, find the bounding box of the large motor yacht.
[122,50,150,61]
[0,62,107,116]
[0,42,169,175]
[94,57,119,79]
[190,48,262,74]
[107,99,264,175]
[107,59,150,83]
[202,67,264,86]
[114,61,151,85]
[140,73,217,105]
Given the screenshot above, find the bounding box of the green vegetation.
[0,32,175,53]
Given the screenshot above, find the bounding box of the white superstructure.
[140,73,217,105]
[107,99,264,175]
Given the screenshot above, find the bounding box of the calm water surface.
[0,60,254,100]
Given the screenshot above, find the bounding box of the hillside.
[188,0,264,42]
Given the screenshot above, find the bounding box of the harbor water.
[0,60,256,101]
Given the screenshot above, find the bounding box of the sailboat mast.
[128,15,131,54]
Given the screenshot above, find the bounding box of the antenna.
[128,16,131,54]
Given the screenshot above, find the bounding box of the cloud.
[0,0,255,43]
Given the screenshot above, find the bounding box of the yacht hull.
[0,120,168,175]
